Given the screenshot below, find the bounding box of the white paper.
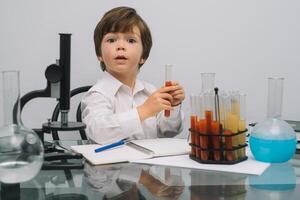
[131,149,270,175]
[71,144,152,165]
[70,138,190,165]
[131,138,190,156]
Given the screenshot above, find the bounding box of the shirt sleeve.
[156,103,184,138]
[81,91,144,144]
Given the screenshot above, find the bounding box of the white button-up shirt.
[81,71,183,144]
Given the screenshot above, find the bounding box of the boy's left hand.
[168,81,185,106]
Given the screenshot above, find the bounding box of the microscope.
[17,33,90,170]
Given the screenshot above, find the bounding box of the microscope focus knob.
[45,64,63,83]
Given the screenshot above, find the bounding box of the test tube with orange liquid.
[198,92,213,160]
[211,88,221,161]
[164,64,172,117]
[195,95,203,159]
[189,95,198,156]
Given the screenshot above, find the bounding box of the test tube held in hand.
[165,64,172,117]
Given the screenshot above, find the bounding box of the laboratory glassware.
[249,78,296,163]
[0,71,44,184]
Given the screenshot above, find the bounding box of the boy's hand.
[137,86,174,121]
[169,81,185,106]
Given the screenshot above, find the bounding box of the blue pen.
[94,139,126,153]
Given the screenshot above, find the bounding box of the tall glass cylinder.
[0,71,44,184]
[201,73,215,93]
[2,71,20,125]
[267,78,284,119]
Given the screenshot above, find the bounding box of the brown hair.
[94,7,152,71]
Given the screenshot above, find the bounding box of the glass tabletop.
[1,140,300,200]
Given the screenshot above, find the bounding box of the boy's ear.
[139,58,145,64]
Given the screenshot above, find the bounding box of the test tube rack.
[189,127,248,164]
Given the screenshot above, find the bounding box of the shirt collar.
[92,71,152,97]
[91,71,122,97]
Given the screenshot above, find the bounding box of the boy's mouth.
[115,55,127,60]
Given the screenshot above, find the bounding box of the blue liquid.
[249,136,296,163]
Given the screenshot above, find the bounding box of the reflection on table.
[1,140,300,200]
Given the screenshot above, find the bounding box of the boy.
[81,6,185,144]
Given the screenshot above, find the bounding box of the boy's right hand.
[137,86,174,121]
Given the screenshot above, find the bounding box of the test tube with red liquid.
[190,94,198,156]
[164,64,172,117]
[198,92,213,161]
[194,95,203,159]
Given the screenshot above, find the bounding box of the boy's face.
[99,26,144,77]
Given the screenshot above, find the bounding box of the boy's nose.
[116,41,126,51]
[117,46,125,51]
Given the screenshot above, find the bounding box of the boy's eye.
[107,38,116,43]
[127,38,136,43]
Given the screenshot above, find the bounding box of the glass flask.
[0,70,44,184]
[249,78,296,163]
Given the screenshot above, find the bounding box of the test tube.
[189,94,198,156]
[201,73,215,93]
[238,93,247,157]
[211,88,221,161]
[164,64,172,117]
[219,92,227,160]
[195,95,203,159]
[198,92,213,161]
[223,95,236,161]
[229,91,240,158]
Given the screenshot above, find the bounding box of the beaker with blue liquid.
[249,78,296,163]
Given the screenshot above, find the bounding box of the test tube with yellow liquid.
[229,92,242,158]
[238,94,247,157]
[224,95,237,161]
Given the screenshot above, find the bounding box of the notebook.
[71,138,190,165]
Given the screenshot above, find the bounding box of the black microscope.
[17,33,91,170]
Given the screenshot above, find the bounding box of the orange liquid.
[205,111,212,127]
[164,81,172,117]
[198,119,209,160]
[190,115,197,156]
[211,121,221,161]
[205,110,213,159]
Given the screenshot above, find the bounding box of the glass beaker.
[249,78,296,163]
[0,71,44,184]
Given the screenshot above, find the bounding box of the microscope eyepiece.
[45,64,62,83]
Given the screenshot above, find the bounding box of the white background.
[0,0,299,139]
